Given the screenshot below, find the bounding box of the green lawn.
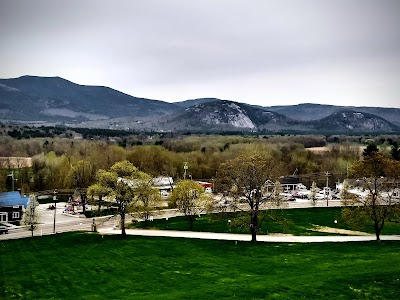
[1,233,400,299]
[130,207,400,236]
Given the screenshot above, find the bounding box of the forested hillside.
[2,130,400,193]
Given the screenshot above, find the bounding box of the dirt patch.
[306,145,365,154]
[311,225,369,236]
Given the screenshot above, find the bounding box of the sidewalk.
[97,227,400,243]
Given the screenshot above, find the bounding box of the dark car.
[0,224,9,234]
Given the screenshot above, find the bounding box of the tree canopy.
[169,180,212,230]
[88,160,152,235]
[215,153,285,242]
[342,153,400,240]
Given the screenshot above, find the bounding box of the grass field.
[130,207,400,236]
[1,233,400,299]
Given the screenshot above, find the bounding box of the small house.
[280,176,307,192]
[0,191,29,224]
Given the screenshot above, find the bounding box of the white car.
[160,190,169,197]
[0,224,9,234]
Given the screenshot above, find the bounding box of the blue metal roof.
[0,192,29,208]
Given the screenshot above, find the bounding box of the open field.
[1,232,400,299]
[0,157,32,168]
[306,145,365,154]
[130,207,400,236]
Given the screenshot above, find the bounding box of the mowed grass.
[131,207,400,236]
[1,233,400,299]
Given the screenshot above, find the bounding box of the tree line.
[2,133,399,241]
[0,134,370,193]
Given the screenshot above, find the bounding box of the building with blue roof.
[0,191,29,224]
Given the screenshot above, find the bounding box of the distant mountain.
[264,103,400,127]
[0,76,179,122]
[174,98,221,108]
[162,100,302,132]
[160,101,399,133]
[308,110,399,132]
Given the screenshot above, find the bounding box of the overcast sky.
[1,0,400,108]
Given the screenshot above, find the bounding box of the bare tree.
[342,153,400,240]
[215,154,284,242]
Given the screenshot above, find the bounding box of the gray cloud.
[1,0,400,107]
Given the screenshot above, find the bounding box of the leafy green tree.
[65,160,95,213]
[87,181,112,215]
[90,160,150,236]
[169,180,212,230]
[342,153,400,240]
[22,194,40,237]
[215,154,284,242]
[131,177,163,227]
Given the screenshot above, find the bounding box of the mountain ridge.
[1,75,400,133]
[161,100,399,133]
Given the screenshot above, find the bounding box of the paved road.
[97,227,400,243]
[0,203,94,240]
[0,198,374,241]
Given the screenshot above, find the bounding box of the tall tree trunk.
[121,213,126,236]
[250,212,258,242]
[374,221,381,241]
[189,215,194,231]
[251,226,257,242]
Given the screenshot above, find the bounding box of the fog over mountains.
[1,76,399,133]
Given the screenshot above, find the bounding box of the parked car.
[0,223,9,234]
[160,190,169,198]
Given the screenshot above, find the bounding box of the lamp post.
[53,190,58,233]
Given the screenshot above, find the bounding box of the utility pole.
[7,171,17,191]
[53,189,58,233]
[325,171,331,206]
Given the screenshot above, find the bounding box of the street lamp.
[53,190,58,233]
